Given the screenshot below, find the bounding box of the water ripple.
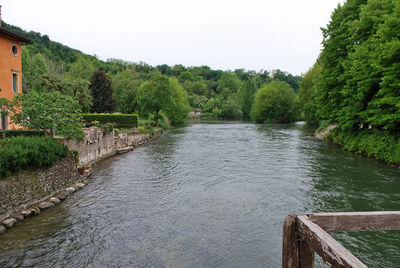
[0,122,400,267]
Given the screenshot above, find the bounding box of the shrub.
[251,81,300,123]
[0,136,68,179]
[81,114,139,129]
[327,128,400,164]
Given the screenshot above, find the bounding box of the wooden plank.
[299,240,314,268]
[297,215,367,268]
[309,211,400,232]
[282,215,299,268]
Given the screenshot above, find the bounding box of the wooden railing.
[282,211,400,267]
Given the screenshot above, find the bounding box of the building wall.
[0,33,22,130]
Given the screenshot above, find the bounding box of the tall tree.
[298,63,321,124]
[89,71,116,113]
[216,72,242,94]
[237,78,257,118]
[136,74,189,125]
[314,0,368,125]
[112,70,142,114]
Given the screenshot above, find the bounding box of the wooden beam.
[309,211,400,232]
[282,215,299,268]
[297,215,367,268]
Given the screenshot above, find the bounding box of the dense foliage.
[251,81,300,123]
[136,75,190,125]
[10,91,84,139]
[327,128,400,164]
[2,21,303,125]
[0,136,68,178]
[81,114,138,129]
[299,0,400,163]
[89,71,117,113]
[301,0,400,132]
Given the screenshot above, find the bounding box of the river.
[0,122,399,267]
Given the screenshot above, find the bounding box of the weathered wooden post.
[282,215,299,268]
[299,238,314,268]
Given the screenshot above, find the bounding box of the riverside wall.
[0,154,82,223]
[63,127,162,166]
[0,127,163,234]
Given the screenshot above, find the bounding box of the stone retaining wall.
[62,128,115,166]
[63,127,163,166]
[0,127,163,233]
[0,154,82,222]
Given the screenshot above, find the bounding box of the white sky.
[0,0,343,75]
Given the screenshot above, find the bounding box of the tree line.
[2,21,302,126]
[299,0,400,163]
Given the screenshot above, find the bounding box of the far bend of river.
[1,122,400,267]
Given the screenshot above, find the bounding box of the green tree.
[89,71,116,113]
[313,0,400,132]
[23,52,49,92]
[112,70,142,114]
[67,56,95,80]
[298,63,321,124]
[314,0,368,124]
[183,80,208,96]
[10,91,83,139]
[251,81,300,123]
[136,74,189,125]
[237,78,257,118]
[221,97,242,119]
[216,72,242,94]
[272,69,302,93]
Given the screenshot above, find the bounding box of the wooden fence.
[282,211,400,267]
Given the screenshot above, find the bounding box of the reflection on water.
[0,121,399,267]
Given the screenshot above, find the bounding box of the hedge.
[81,114,138,129]
[0,130,46,139]
[0,136,68,179]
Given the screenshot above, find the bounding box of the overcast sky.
[1,0,343,75]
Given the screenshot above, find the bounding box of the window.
[1,114,7,130]
[11,44,18,56]
[12,73,18,93]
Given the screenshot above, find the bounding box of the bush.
[0,136,68,179]
[251,81,300,123]
[0,130,45,139]
[81,114,138,129]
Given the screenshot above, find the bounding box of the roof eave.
[0,28,31,44]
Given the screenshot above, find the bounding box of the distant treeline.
[2,21,302,124]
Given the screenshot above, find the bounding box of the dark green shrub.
[0,136,68,179]
[81,114,138,129]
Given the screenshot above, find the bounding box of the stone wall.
[0,127,163,230]
[62,127,115,166]
[64,127,163,166]
[0,154,82,222]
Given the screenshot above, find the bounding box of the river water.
[0,122,399,267]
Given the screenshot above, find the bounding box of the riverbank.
[316,124,400,166]
[1,122,398,267]
[0,127,163,235]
